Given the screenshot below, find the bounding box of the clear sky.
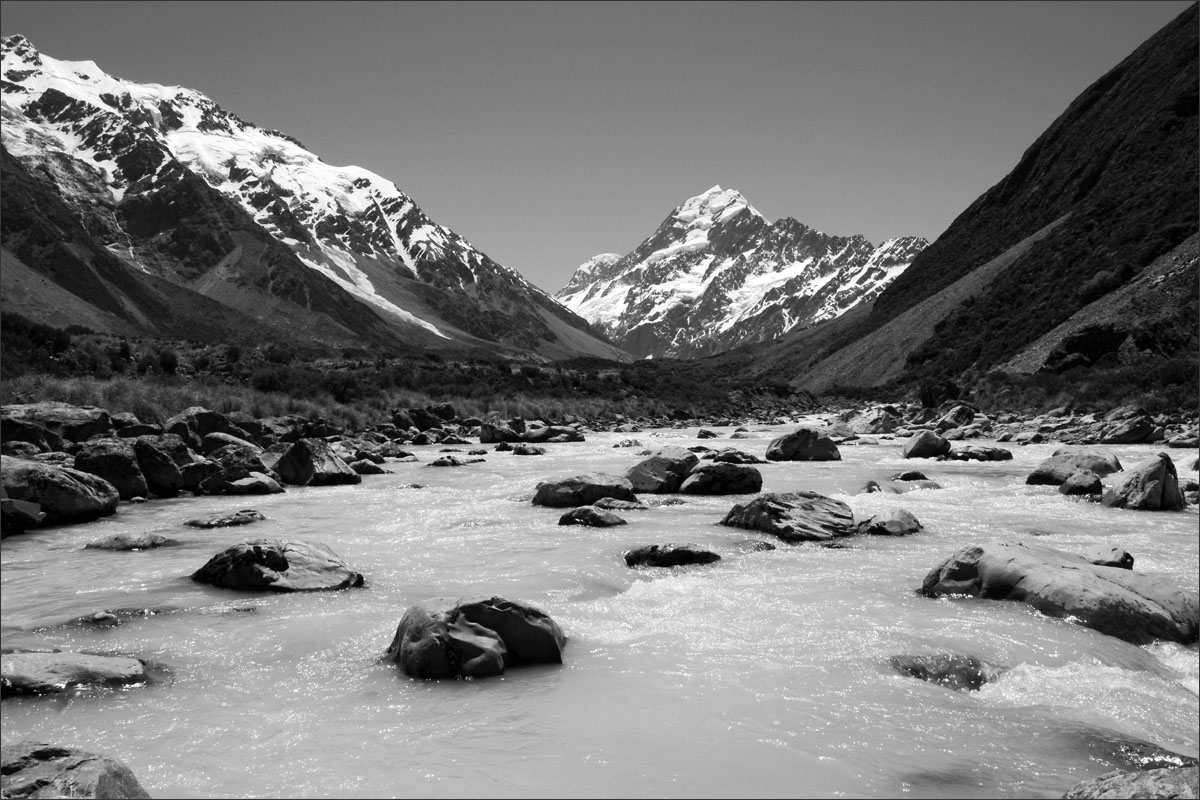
[1,1,1191,293]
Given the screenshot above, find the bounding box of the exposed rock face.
[385,596,566,679]
[859,509,923,536]
[532,474,638,507]
[679,463,763,495]
[0,457,119,524]
[624,543,721,568]
[1027,448,1124,486]
[623,447,699,493]
[1,650,147,696]
[902,431,951,459]
[72,438,147,500]
[191,539,365,592]
[721,491,855,543]
[1102,453,1187,511]
[558,507,627,527]
[921,542,1199,645]
[1061,766,1198,799]
[889,654,1004,691]
[274,438,360,487]
[765,428,841,462]
[0,740,152,799]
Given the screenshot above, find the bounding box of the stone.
[613,439,643,448]
[72,437,147,501]
[0,741,152,799]
[0,458,119,524]
[133,437,183,497]
[385,595,566,679]
[428,455,484,467]
[479,419,521,444]
[679,463,763,495]
[1102,453,1187,511]
[592,497,647,511]
[1,497,45,536]
[935,404,976,432]
[201,431,260,455]
[274,438,361,486]
[921,541,1199,645]
[1014,431,1044,445]
[623,447,699,493]
[1,402,112,443]
[532,474,638,508]
[178,459,221,491]
[513,444,547,456]
[1088,547,1134,569]
[350,459,389,474]
[859,509,923,536]
[765,427,841,461]
[697,428,720,439]
[889,653,1004,691]
[711,448,767,464]
[1059,471,1103,496]
[1062,767,1198,799]
[164,406,254,451]
[1,650,147,696]
[858,479,942,494]
[85,532,177,550]
[1028,448,1123,486]
[558,506,627,527]
[942,445,1013,462]
[184,509,266,529]
[892,470,928,481]
[1101,416,1156,444]
[191,538,365,592]
[0,417,64,453]
[902,431,951,459]
[624,543,721,568]
[721,491,855,543]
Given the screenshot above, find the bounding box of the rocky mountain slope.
[555,185,926,359]
[754,3,1198,392]
[0,35,625,361]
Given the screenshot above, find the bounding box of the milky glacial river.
[2,423,1197,798]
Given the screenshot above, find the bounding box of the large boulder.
[72,438,147,501]
[859,508,923,536]
[479,420,521,444]
[532,474,637,507]
[274,438,361,487]
[1,402,112,443]
[889,653,1004,691]
[1,498,46,536]
[624,543,721,568]
[558,507,627,527]
[0,417,64,453]
[721,491,855,543]
[942,445,1013,462]
[0,458,119,524]
[191,539,365,592]
[132,437,183,497]
[1,650,147,696]
[164,406,254,449]
[623,447,699,493]
[0,741,152,799]
[903,431,951,459]
[1028,448,1124,486]
[935,404,976,432]
[1062,767,1198,799]
[848,407,902,434]
[384,596,566,679]
[1101,453,1187,511]
[1100,415,1157,445]
[711,448,767,465]
[765,428,841,461]
[921,542,1199,644]
[679,463,762,495]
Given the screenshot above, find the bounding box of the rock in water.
[921,542,1199,645]
[191,539,365,592]
[274,438,361,486]
[85,532,176,550]
[71,438,148,501]
[721,491,855,543]
[532,474,638,507]
[1102,453,1187,511]
[623,447,698,493]
[558,507,627,527]
[902,431,951,459]
[385,596,566,679]
[859,509,923,536]
[765,427,841,461]
[0,741,152,799]
[679,463,762,495]
[889,653,1004,691]
[184,509,266,528]
[624,543,721,567]
[1062,766,1198,799]
[1027,447,1123,486]
[0,458,119,524]
[1,650,147,696]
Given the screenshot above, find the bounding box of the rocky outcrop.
[532,474,638,507]
[765,428,841,461]
[0,458,119,525]
[1,650,147,696]
[1027,448,1123,486]
[1102,453,1187,511]
[0,741,152,799]
[721,491,855,543]
[72,438,148,500]
[274,438,360,486]
[558,507,627,527]
[921,542,1199,644]
[624,543,721,568]
[385,596,566,679]
[902,431,951,459]
[679,463,762,495]
[623,447,699,493]
[1062,766,1198,799]
[191,539,365,592]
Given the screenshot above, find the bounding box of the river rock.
[164,406,253,451]
[1,650,147,696]
[624,543,721,568]
[623,447,698,493]
[921,541,1199,645]
[0,458,119,524]
[85,532,177,550]
[1,498,46,535]
[479,420,521,444]
[1101,415,1156,445]
[1088,547,1134,569]
[72,438,147,501]
[532,474,638,507]
[613,439,643,448]
[201,431,260,455]
[1101,453,1186,511]
[0,741,152,799]
[942,445,1013,462]
[350,459,389,474]
[132,437,183,497]
[593,497,647,511]
[721,491,855,543]
[0,417,64,453]
[513,444,547,456]
[859,509,923,536]
[849,408,902,434]
[679,463,762,495]
[1,402,113,443]
[1028,448,1124,486]
[1059,471,1103,496]
[936,405,976,432]
[858,479,942,494]
[184,509,266,529]
[892,470,928,481]
[385,595,566,679]
[428,455,484,467]
[558,506,627,527]
[902,431,952,459]
[1062,766,1198,799]
[765,427,841,461]
[191,539,365,592]
[273,438,360,486]
[889,653,1004,691]
[178,459,221,491]
[712,448,767,464]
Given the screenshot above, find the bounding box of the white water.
[2,424,1197,799]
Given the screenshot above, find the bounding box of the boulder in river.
[0,417,64,453]
[72,437,148,501]
[721,491,855,543]
[274,438,361,486]
[85,532,177,550]
[942,445,1013,462]
[624,543,721,568]
[1027,448,1123,486]
[1062,766,1198,799]
[0,740,152,799]
[1,649,148,696]
[558,506,627,527]
[132,437,183,497]
[858,478,942,494]
[0,458,119,524]
[1,402,113,443]
[1101,453,1186,511]
[191,539,365,592]
[859,509,923,536]
[920,541,1199,645]
[184,509,266,529]
[902,431,951,459]
[765,427,841,461]
[1059,471,1103,496]
[532,474,638,507]
[1,498,45,536]
[889,653,1005,691]
[385,595,566,679]
[679,463,762,495]
[623,447,699,493]
[1087,547,1134,569]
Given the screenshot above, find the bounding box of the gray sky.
[2,1,1191,293]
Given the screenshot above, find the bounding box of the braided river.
[2,421,1197,798]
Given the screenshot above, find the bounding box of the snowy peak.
[556,186,928,359]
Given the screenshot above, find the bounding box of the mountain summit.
[0,35,625,360]
[556,185,926,358]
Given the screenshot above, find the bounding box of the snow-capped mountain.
[556,186,927,358]
[1,35,624,360]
